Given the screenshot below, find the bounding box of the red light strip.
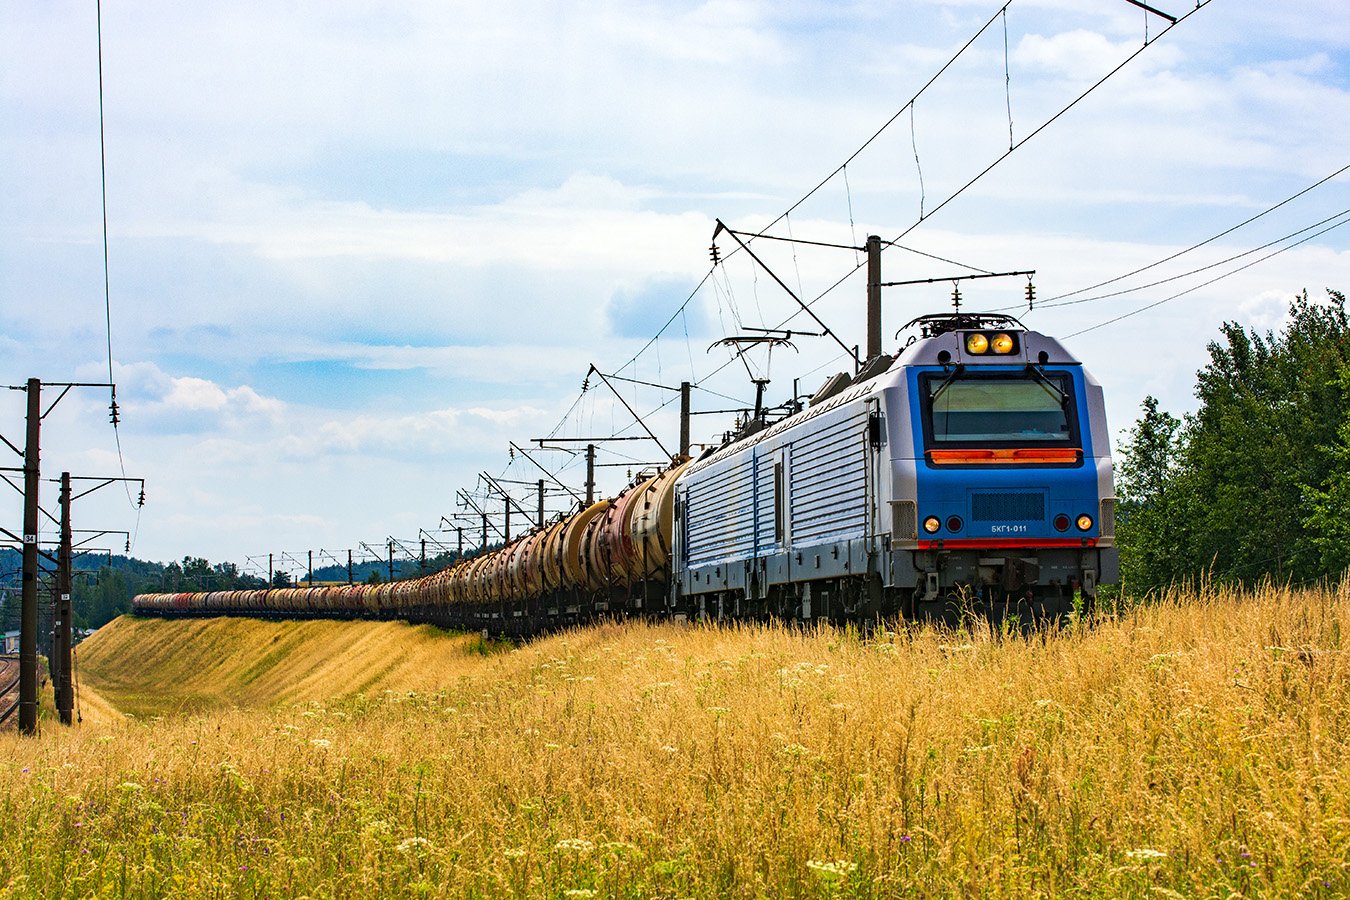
[926,448,1082,465]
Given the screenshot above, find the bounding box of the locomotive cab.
[886,314,1119,619]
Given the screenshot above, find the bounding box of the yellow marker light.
[965,333,989,354]
[991,332,1015,354]
[923,516,942,534]
[1076,514,1094,532]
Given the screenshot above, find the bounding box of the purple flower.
[900,835,912,842]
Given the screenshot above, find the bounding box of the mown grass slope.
[3,584,1349,898]
[74,616,497,716]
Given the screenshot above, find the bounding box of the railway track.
[0,656,20,728]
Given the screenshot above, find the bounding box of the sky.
[2,0,1349,575]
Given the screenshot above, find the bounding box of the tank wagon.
[134,314,1117,634]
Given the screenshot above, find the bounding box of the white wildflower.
[396,836,432,854]
[1126,848,1167,860]
[807,858,858,879]
[554,838,595,852]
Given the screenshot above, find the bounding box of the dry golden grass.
[73,617,496,716]
[3,584,1349,898]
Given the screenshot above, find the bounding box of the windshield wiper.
[1025,363,1070,408]
[929,364,966,406]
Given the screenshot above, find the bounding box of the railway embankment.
[75,615,501,717]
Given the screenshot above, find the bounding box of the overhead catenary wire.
[1032,207,1350,311]
[94,0,143,546]
[1038,161,1350,307]
[605,0,1050,384]
[680,0,1214,379]
[1065,213,1350,338]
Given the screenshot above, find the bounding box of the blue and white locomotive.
[671,313,1118,621]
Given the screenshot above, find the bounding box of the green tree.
[1116,289,1350,591]
[1115,395,1186,593]
[1303,364,1350,575]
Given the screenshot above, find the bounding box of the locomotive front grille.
[1099,498,1116,538]
[971,492,1045,522]
[891,500,917,540]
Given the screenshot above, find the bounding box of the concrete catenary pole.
[866,234,883,361]
[55,472,74,726]
[19,378,41,736]
[585,444,596,506]
[679,382,691,458]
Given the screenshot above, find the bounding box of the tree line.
[1115,289,1349,593]
[0,549,473,633]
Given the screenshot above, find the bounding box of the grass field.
[2,584,1348,898]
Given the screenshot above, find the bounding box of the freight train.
[134,313,1118,635]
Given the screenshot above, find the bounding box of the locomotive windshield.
[925,372,1075,444]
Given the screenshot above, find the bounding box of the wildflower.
[660,745,678,754]
[706,706,730,714]
[807,859,858,879]
[397,837,432,854]
[564,891,596,899]
[309,739,333,749]
[118,781,143,793]
[779,743,810,757]
[899,835,912,843]
[1126,848,1167,860]
[554,839,595,852]
[503,848,527,859]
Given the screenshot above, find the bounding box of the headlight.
[965,333,989,354]
[991,333,1015,354]
[1076,514,1094,532]
[946,516,963,533]
[923,516,941,534]
[1053,514,1070,532]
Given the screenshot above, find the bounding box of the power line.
[1065,214,1350,338]
[94,0,142,540]
[606,0,1047,383]
[1036,207,1350,311]
[1041,161,1350,306]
